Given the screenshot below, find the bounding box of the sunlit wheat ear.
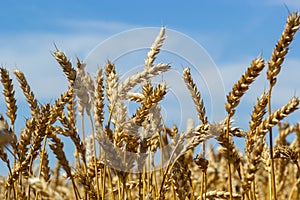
[134,83,166,126]
[183,67,207,124]
[18,118,35,160]
[249,92,268,132]
[226,57,265,117]
[267,12,300,86]
[0,68,17,129]
[118,63,170,100]
[258,97,300,136]
[105,61,119,114]
[145,26,166,68]
[246,92,268,156]
[14,69,40,117]
[53,48,76,84]
[94,68,105,128]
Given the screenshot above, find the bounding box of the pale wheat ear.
[145,26,166,68]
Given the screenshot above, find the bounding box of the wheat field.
[0,12,300,200]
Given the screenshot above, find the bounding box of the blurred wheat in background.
[0,12,300,200]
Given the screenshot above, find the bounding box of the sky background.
[1,0,300,170]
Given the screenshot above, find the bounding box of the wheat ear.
[0,68,17,131]
[118,63,170,100]
[14,69,39,117]
[145,26,166,68]
[53,48,76,84]
[267,12,300,86]
[258,97,299,137]
[183,67,207,124]
[226,57,265,117]
[246,92,268,157]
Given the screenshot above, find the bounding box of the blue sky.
[1,1,300,154]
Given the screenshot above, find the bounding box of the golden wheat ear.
[183,67,207,125]
[258,97,299,137]
[14,69,40,117]
[267,12,300,86]
[226,57,265,118]
[0,68,17,130]
[53,48,76,84]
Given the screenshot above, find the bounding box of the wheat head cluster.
[0,12,300,200]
